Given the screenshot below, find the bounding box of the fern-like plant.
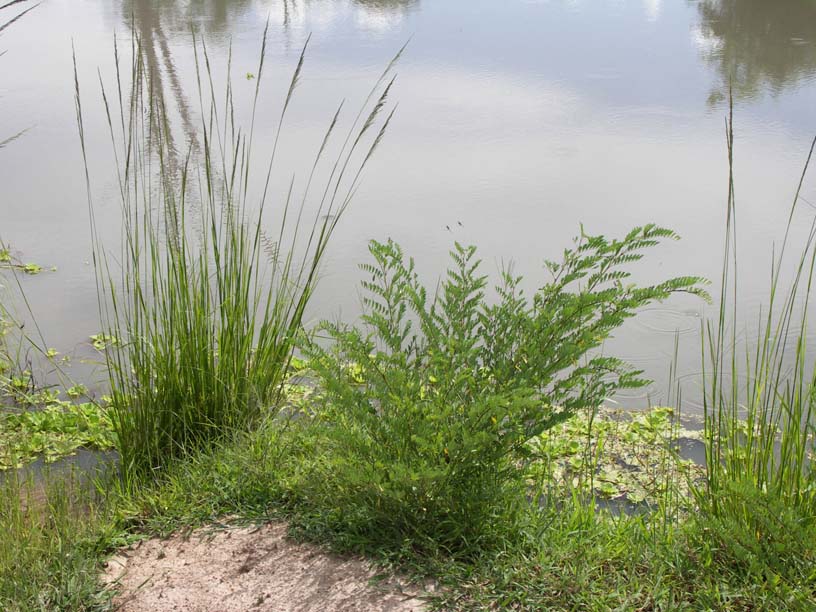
[300,225,708,555]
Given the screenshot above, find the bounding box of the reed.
[74,28,400,481]
[700,98,816,515]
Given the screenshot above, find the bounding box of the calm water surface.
[3,0,816,409]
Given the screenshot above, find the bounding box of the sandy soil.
[102,522,431,612]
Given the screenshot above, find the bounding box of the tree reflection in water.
[695,0,816,104]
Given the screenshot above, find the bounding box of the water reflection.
[642,0,661,23]
[352,0,417,31]
[116,0,418,149]
[354,0,416,6]
[120,0,203,162]
[694,0,816,104]
[1,0,38,152]
[119,0,417,37]
[120,0,253,35]
[0,0,37,37]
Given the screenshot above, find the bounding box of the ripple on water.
[631,306,703,336]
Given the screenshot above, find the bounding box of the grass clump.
[687,107,816,607]
[702,112,816,513]
[0,474,112,612]
[296,231,707,557]
[75,29,400,481]
[686,480,816,606]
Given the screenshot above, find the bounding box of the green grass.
[701,107,816,512]
[19,406,802,611]
[0,473,114,612]
[0,395,813,610]
[74,28,400,482]
[691,105,816,606]
[428,500,816,610]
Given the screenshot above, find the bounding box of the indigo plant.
[300,227,708,555]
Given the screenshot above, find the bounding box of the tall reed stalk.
[74,27,400,481]
[702,98,816,512]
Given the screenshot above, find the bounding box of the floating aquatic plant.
[0,401,115,470]
[529,406,705,506]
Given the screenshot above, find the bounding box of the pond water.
[3,0,816,410]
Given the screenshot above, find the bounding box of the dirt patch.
[103,522,431,612]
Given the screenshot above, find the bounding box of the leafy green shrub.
[300,227,707,556]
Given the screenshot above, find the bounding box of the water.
[3,0,816,409]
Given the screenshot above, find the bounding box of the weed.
[298,233,707,556]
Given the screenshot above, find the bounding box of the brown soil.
[102,522,432,612]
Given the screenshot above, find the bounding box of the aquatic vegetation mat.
[0,400,114,469]
[529,406,705,506]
